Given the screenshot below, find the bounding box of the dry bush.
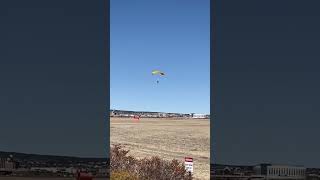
[110,171,139,180]
[137,156,192,180]
[110,144,138,173]
[110,144,192,180]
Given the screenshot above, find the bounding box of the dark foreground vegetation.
[110,144,192,180]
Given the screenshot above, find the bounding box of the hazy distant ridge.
[0,151,108,162]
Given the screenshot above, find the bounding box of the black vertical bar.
[103,0,110,178]
[211,0,217,178]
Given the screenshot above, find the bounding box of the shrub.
[110,144,137,173]
[110,144,192,180]
[110,171,139,180]
[137,156,192,180]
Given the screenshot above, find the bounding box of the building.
[0,157,17,169]
[192,113,208,119]
[254,164,306,180]
[211,163,308,180]
[0,157,17,175]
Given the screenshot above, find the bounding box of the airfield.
[110,117,210,180]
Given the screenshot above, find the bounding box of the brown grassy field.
[110,117,210,180]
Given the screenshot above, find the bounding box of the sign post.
[184,157,193,175]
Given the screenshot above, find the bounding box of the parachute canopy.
[152,70,165,76]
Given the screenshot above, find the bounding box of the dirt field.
[110,117,210,180]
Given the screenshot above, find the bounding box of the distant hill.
[0,151,108,165]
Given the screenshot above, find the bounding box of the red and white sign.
[184,157,193,173]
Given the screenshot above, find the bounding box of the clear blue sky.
[110,0,210,114]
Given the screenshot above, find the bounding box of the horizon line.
[110,108,210,115]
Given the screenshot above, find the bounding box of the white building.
[254,164,306,180]
[192,114,208,119]
[0,157,16,170]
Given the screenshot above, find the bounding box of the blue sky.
[110,0,210,114]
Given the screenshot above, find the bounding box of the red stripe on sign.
[185,157,193,162]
